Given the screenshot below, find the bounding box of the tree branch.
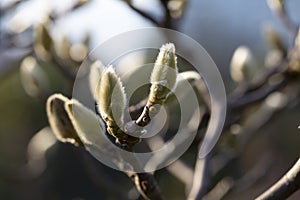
[255,158,300,200]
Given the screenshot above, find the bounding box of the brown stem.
[128,172,165,200]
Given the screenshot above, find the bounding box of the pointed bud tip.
[46,94,83,147]
[104,65,116,74]
[160,43,175,53]
[97,65,126,126]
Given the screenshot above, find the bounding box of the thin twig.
[126,3,160,26]
[277,3,298,38]
[128,172,164,200]
[228,79,287,110]
[255,158,300,200]
[188,153,211,200]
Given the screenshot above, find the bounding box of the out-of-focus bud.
[97,66,126,127]
[168,0,186,19]
[265,49,284,69]
[34,23,53,61]
[20,56,49,98]
[149,43,178,105]
[230,46,258,83]
[267,0,284,16]
[89,60,104,99]
[69,43,88,62]
[9,13,30,34]
[54,36,71,60]
[263,26,286,53]
[46,94,83,146]
[26,127,56,177]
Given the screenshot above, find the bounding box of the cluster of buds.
[47,43,178,151]
[20,21,90,99]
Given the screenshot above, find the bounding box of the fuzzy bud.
[46,94,83,146]
[97,66,126,127]
[64,99,105,147]
[89,60,104,100]
[149,43,178,105]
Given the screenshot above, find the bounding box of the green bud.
[149,43,178,104]
[97,66,126,127]
[46,94,83,146]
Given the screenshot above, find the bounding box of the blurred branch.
[167,159,193,189]
[255,158,300,200]
[188,154,210,200]
[126,3,160,26]
[267,0,298,38]
[124,0,181,28]
[128,172,164,200]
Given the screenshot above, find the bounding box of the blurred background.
[0,0,300,199]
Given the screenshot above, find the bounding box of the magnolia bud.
[64,99,106,147]
[149,43,178,105]
[230,46,258,82]
[34,23,53,61]
[69,43,88,62]
[168,0,186,19]
[267,0,284,16]
[54,36,71,60]
[89,60,104,99]
[20,56,49,98]
[97,66,126,127]
[46,94,83,146]
[263,26,286,53]
[265,50,283,69]
[135,43,178,127]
